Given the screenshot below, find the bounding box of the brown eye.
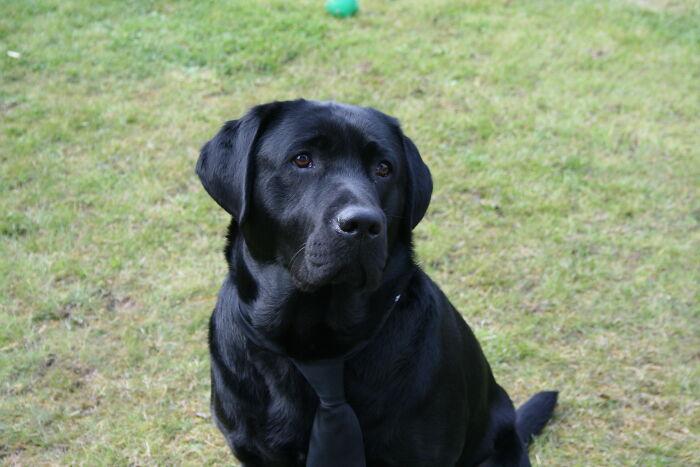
[376,160,392,177]
[293,153,312,168]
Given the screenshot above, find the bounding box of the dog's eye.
[376,161,392,177]
[293,153,313,168]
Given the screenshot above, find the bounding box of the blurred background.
[1,0,698,464]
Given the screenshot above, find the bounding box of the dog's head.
[197,99,431,293]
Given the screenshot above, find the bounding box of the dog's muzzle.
[293,206,387,291]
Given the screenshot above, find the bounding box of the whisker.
[288,244,307,270]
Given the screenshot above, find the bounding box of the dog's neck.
[226,220,416,360]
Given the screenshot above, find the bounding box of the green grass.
[2,0,699,464]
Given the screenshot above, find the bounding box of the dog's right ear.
[196,104,277,224]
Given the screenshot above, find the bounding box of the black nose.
[336,207,383,237]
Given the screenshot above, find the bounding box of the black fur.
[197,99,557,466]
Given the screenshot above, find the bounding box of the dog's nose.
[336,207,383,237]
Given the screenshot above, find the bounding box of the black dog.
[197,99,557,466]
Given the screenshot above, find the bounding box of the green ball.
[325,0,359,18]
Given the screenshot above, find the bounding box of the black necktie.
[291,358,366,467]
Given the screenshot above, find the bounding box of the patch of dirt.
[100,289,138,313]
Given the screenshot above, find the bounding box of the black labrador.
[196,99,557,466]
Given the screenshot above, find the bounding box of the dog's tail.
[515,391,558,444]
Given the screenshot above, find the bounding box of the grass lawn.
[2,0,699,464]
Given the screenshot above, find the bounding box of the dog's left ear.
[196,104,277,224]
[401,134,433,230]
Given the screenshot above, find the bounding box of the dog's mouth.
[290,240,386,293]
[331,263,369,289]
[296,263,379,293]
